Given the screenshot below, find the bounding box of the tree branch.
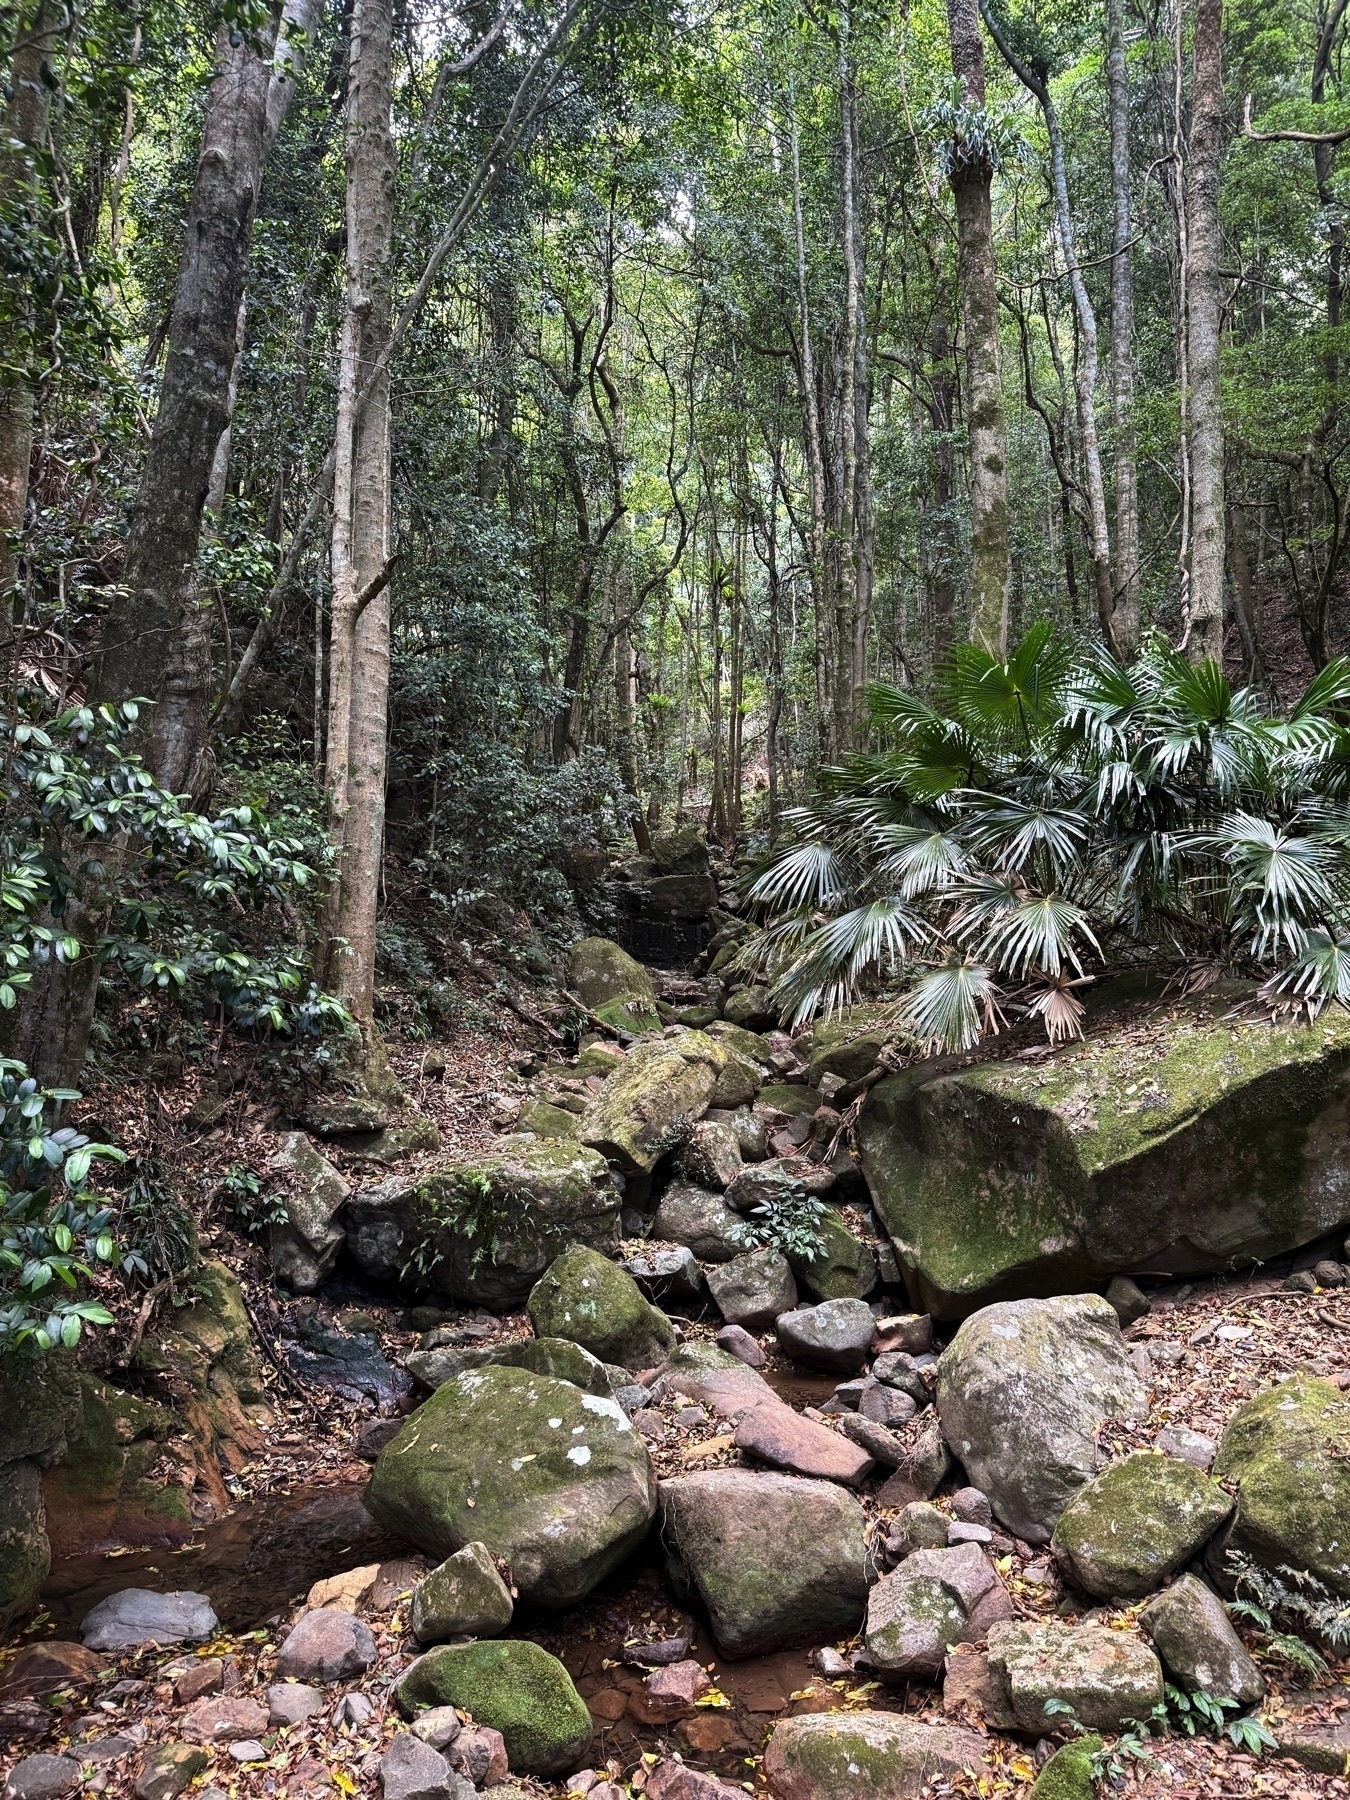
[1242,92,1350,146]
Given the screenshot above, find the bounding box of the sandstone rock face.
[410,1543,514,1645]
[344,1141,619,1309]
[763,1711,987,1800]
[581,1032,727,1175]
[364,1366,655,1608]
[0,1355,81,1634]
[1139,1574,1264,1706]
[658,1469,868,1657]
[1051,1452,1233,1599]
[706,1248,797,1331]
[936,1294,1144,1543]
[395,1640,592,1775]
[567,938,661,1035]
[865,1543,1012,1679]
[527,1246,675,1371]
[266,1131,350,1293]
[646,1343,776,1420]
[1208,1375,1350,1595]
[859,997,1350,1317]
[985,1619,1163,1736]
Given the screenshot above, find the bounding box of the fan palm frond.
[747,841,852,914]
[771,898,929,1026]
[1259,928,1350,1016]
[900,954,1004,1053]
[874,823,970,897]
[962,792,1091,880]
[951,876,1100,976]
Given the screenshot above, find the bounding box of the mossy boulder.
[1030,1736,1102,1800]
[406,1334,614,1396]
[763,1711,988,1800]
[652,1182,746,1262]
[364,1365,655,1607]
[651,824,711,876]
[1139,1573,1264,1705]
[343,1140,618,1309]
[789,1209,878,1301]
[516,1097,580,1139]
[527,1246,675,1371]
[566,938,660,1035]
[757,1084,816,1118]
[724,985,776,1031]
[131,1259,274,1459]
[658,1468,868,1656]
[410,1542,514,1644]
[0,1355,82,1631]
[1208,1376,1350,1595]
[707,1022,775,1066]
[864,1541,1012,1679]
[859,994,1350,1318]
[395,1639,591,1775]
[937,1294,1144,1544]
[708,1051,761,1110]
[808,1007,899,1088]
[1052,1451,1233,1599]
[580,1031,727,1175]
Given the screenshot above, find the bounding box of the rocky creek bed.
[6,950,1350,1800]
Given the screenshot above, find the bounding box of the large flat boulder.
[1208,1376,1350,1595]
[859,996,1350,1317]
[763,1712,987,1800]
[581,1032,727,1175]
[364,1366,655,1608]
[936,1295,1144,1544]
[986,1618,1163,1736]
[343,1139,619,1308]
[658,1469,867,1657]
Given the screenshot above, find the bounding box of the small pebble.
[227,1741,266,1764]
[1284,1269,1318,1294]
[947,1522,992,1545]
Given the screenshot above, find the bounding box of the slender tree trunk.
[1107,0,1140,656]
[847,80,874,737]
[786,74,833,749]
[0,0,60,646]
[929,315,958,657]
[323,0,396,1042]
[836,44,860,746]
[1228,489,1263,679]
[946,0,1009,655]
[1186,0,1226,662]
[92,15,282,764]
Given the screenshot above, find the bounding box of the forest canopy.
[3,0,1350,1092]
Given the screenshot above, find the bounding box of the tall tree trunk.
[0,0,60,649]
[786,73,833,751]
[92,14,282,769]
[323,0,396,1046]
[946,0,1010,655]
[835,43,860,746]
[928,314,958,656]
[980,0,1115,650]
[1186,0,1226,662]
[1107,0,1140,656]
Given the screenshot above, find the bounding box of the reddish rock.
[0,1643,106,1700]
[172,1659,223,1704]
[942,1650,995,1719]
[588,1784,627,1800]
[132,1742,212,1800]
[714,1325,765,1369]
[678,1715,736,1754]
[587,1690,629,1722]
[627,1660,710,1724]
[734,1402,874,1487]
[181,1694,269,1744]
[647,1760,745,1800]
[275,1607,377,1683]
[449,1725,509,1787]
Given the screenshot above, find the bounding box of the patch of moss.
[395,1639,592,1775]
[1052,1451,1234,1599]
[1032,1735,1102,1799]
[788,1208,878,1300]
[527,1244,673,1369]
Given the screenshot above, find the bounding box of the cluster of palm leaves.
[740,626,1350,1054]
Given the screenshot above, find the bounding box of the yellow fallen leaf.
[333,1772,357,1795]
[1009,1758,1036,1779]
[696,1688,730,1708]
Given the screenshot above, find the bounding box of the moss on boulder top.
[580,1030,727,1175]
[859,993,1350,1317]
[1209,1375,1350,1595]
[788,1209,878,1301]
[527,1245,675,1371]
[343,1139,618,1309]
[566,938,660,1035]
[364,1364,655,1608]
[396,1639,591,1775]
[762,1710,988,1800]
[1051,1451,1233,1599]
[808,1006,901,1088]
